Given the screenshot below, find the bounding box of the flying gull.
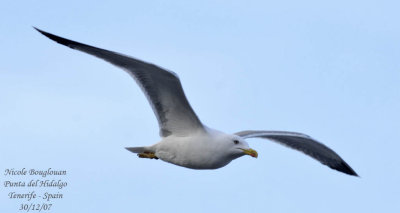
[35,28,358,176]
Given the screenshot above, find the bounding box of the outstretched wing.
[35,28,204,137]
[235,130,358,176]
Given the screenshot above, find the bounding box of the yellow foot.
[137,152,159,160]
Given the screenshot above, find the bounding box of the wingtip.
[33,27,82,49]
[33,27,55,40]
[33,27,47,36]
[335,161,359,177]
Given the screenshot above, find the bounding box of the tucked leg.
[137,152,159,160]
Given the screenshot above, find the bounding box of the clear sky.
[1,0,399,212]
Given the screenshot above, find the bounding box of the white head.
[223,134,258,160]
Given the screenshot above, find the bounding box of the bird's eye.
[233,140,239,145]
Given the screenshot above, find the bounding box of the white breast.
[153,128,233,169]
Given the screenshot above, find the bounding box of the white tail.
[125,147,145,153]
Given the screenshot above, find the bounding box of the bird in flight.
[35,28,358,176]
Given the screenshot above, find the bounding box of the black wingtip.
[33,27,55,40]
[334,161,359,177]
[33,27,84,49]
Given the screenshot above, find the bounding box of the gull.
[35,28,358,176]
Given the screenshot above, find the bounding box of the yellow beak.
[241,148,258,158]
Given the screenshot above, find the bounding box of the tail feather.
[125,147,145,153]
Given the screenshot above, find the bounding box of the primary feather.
[235,130,358,176]
[34,27,204,137]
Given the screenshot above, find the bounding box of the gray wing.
[235,130,358,176]
[35,28,204,137]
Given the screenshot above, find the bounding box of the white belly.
[152,132,232,169]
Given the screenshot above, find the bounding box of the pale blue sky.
[1,0,399,212]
